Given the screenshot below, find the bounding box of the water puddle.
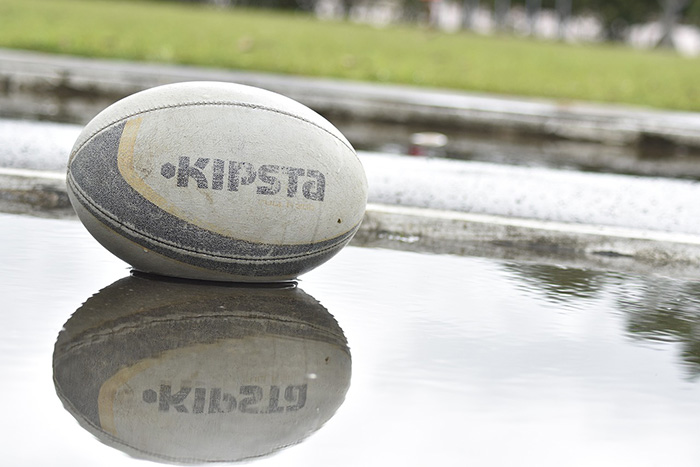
[2,212,700,465]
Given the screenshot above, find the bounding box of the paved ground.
[2,48,700,278]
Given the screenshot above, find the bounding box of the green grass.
[1,0,700,110]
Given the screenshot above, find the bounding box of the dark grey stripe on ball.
[68,121,359,277]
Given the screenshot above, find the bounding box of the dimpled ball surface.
[66,81,368,282]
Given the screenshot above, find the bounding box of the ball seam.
[71,101,356,160]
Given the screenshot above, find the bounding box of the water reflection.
[52,274,351,464]
[505,262,700,380]
[504,263,605,302]
[617,276,700,380]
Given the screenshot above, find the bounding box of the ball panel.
[118,105,365,244]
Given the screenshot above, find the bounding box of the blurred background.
[236,0,700,54]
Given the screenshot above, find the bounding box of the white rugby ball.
[66,81,368,282]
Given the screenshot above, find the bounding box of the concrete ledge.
[360,152,700,236]
[0,168,73,217]
[2,48,700,151]
[2,167,700,279]
[355,203,700,279]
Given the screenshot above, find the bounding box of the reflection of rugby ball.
[66,81,368,282]
[53,275,351,463]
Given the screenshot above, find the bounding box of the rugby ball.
[53,275,351,463]
[66,81,368,282]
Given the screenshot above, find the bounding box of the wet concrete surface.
[344,119,700,181]
[4,93,700,180]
